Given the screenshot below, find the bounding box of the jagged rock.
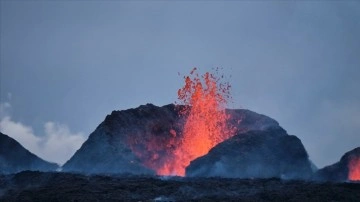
[186,127,313,179]
[1,171,360,201]
[315,147,360,181]
[63,103,279,174]
[62,104,181,174]
[0,132,58,174]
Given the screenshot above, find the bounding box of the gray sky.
[0,1,359,167]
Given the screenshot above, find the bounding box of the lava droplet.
[157,67,236,176]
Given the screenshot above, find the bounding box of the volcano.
[315,147,360,182]
[62,103,313,179]
[62,69,315,178]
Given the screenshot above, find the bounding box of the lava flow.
[157,68,236,176]
[348,157,360,181]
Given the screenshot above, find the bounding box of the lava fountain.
[348,157,360,181]
[126,68,237,176]
[157,68,236,176]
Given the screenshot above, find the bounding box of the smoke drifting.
[0,102,86,165]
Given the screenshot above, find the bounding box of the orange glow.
[157,68,236,176]
[126,68,236,176]
[348,157,360,181]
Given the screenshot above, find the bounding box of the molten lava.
[126,68,237,176]
[348,157,360,181]
[157,68,236,176]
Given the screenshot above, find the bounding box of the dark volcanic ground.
[0,171,359,202]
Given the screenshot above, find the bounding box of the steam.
[0,102,86,165]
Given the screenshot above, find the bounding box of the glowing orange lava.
[157,68,236,176]
[348,157,360,181]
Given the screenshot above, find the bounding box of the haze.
[0,1,359,167]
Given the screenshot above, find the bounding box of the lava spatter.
[157,68,236,176]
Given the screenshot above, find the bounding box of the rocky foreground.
[0,171,359,202]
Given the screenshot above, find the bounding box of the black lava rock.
[186,127,313,179]
[63,104,279,174]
